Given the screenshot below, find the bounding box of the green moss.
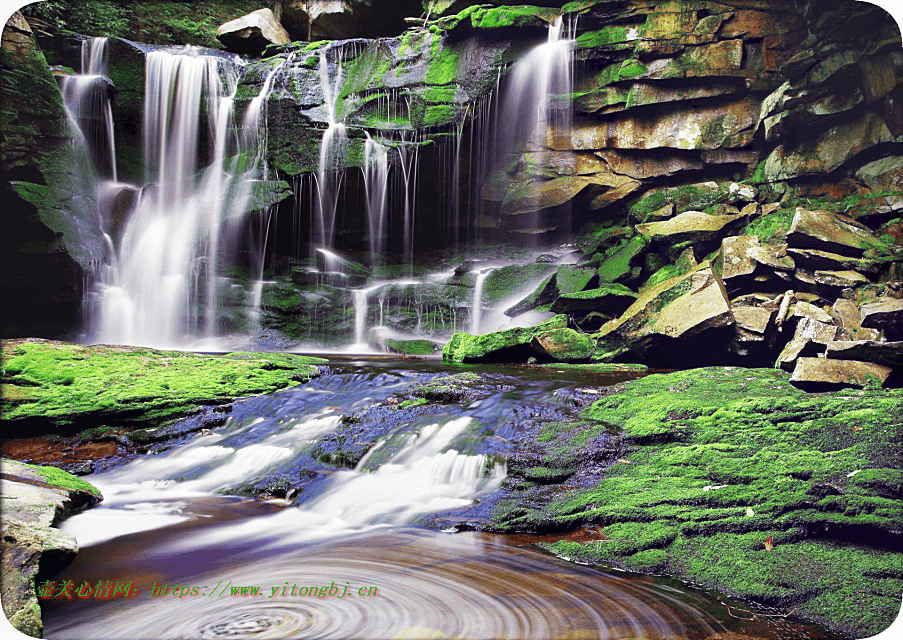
[575,26,630,49]
[1,340,326,430]
[495,366,903,637]
[618,59,648,80]
[425,36,461,85]
[9,459,101,496]
[596,235,649,283]
[743,208,795,244]
[470,5,560,29]
[422,104,458,127]
[642,263,684,290]
[421,84,458,104]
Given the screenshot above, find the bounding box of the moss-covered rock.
[442,314,568,363]
[0,339,325,435]
[489,366,903,638]
[530,327,594,362]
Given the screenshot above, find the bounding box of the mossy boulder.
[442,314,568,363]
[1,459,102,638]
[595,263,734,364]
[530,328,594,362]
[550,283,637,316]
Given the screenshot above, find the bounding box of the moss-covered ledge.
[0,339,326,436]
[490,366,903,638]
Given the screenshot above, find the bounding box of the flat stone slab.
[825,340,903,367]
[790,357,892,389]
[786,207,889,257]
[733,306,773,336]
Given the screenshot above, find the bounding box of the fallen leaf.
[852,426,863,431]
[765,535,774,551]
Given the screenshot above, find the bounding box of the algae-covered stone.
[383,338,441,356]
[790,357,892,389]
[555,265,598,295]
[442,314,568,363]
[530,328,594,362]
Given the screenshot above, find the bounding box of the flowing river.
[42,359,842,639]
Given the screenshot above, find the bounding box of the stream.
[42,358,842,639]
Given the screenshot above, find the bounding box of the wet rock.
[443,315,568,363]
[786,248,880,273]
[554,265,598,295]
[531,328,594,363]
[790,357,892,389]
[860,297,903,340]
[794,316,839,345]
[596,235,649,284]
[216,9,291,55]
[831,298,862,334]
[825,340,903,367]
[504,274,557,317]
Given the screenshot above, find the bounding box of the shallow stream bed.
[42,358,844,639]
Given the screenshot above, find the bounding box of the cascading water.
[90,47,288,348]
[315,47,349,251]
[470,266,496,335]
[59,37,118,181]
[362,132,389,259]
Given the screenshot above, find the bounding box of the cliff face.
[0,13,106,338]
[1,0,901,346]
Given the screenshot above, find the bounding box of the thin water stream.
[42,360,841,640]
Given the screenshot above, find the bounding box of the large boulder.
[790,357,892,390]
[282,0,425,41]
[530,328,594,362]
[786,208,892,258]
[217,9,291,55]
[595,263,734,364]
[860,297,903,340]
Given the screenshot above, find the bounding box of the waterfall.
[59,37,117,181]
[363,133,389,259]
[315,47,349,250]
[89,47,303,348]
[470,267,496,335]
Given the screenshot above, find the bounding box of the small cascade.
[315,47,349,251]
[59,37,117,181]
[352,284,383,346]
[470,266,496,335]
[362,133,389,260]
